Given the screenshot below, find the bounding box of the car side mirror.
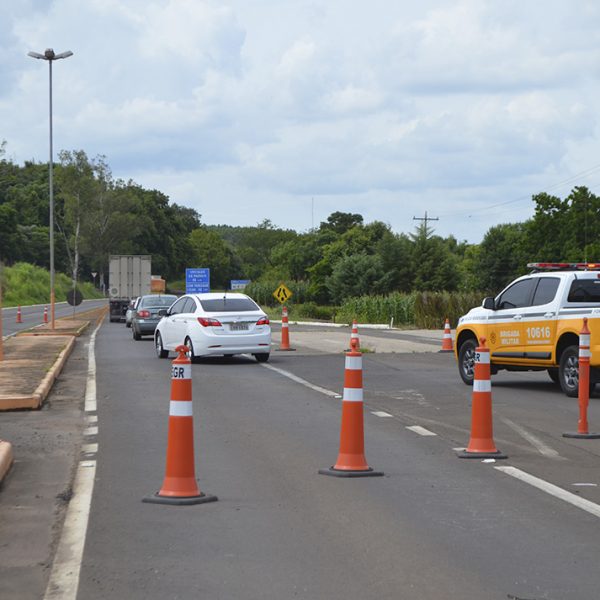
[482,297,496,310]
[158,309,168,317]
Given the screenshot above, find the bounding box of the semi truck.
[108,255,152,322]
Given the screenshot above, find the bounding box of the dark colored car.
[132,294,178,340]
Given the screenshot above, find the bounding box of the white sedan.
[154,292,272,362]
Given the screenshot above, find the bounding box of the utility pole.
[413,211,439,229]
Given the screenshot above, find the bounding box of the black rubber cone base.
[562,432,600,439]
[319,467,384,478]
[457,449,507,459]
[142,492,218,506]
[438,349,453,353]
[276,347,296,351]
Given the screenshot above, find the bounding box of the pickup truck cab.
[455,263,600,397]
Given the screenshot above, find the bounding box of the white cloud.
[3,0,600,242]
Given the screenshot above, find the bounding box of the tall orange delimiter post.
[143,345,217,505]
[563,318,600,439]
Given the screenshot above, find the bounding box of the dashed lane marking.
[406,425,437,436]
[372,411,394,418]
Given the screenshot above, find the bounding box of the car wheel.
[184,337,198,364]
[254,353,270,363]
[457,338,477,385]
[547,368,559,384]
[132,327,141,341]
[155,332,168,359]
[126,321,131,328]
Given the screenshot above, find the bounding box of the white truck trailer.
[108,255,152,322]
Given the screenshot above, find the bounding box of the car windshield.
[199,297,260,312]
[140,295,177,308]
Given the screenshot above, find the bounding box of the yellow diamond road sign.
[273,283,292,304]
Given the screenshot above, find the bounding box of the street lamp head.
[27,49,73,61]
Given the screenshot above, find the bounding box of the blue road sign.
[186,268,210,293]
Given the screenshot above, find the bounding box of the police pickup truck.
[455,263,600,397]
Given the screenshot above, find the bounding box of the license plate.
[230,323,249,331]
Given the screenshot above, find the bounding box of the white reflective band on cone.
[345,355,362,370]
[282,322,288,328]
[580,349,592,358]
[343,387,363,402]
[171,364,191,380]
[169,400,193,417]
[580,334,590,347]
[474,379,492,393]
[476,351,490,364]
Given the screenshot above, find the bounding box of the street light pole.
[28,48,73,330]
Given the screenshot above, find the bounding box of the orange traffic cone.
[277,306,296,351]
[16,306,22,324]
[143,345,217,505]
[319,350,383,477]
[458,337,507,459]
[440,318,453,352]
[43,306,48,324]
[350,320,360,351]
[563,318,600,439]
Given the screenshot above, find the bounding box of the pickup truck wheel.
[458,338,477,385]
[559,345,581,397]
[559,345,596,397]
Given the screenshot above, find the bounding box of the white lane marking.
[44,319,102,600]
[83,426,98,436]
[87,415,98,423]
[573,483,598,487]
[372,411,393,418]
[84,332,98,413]
[496,466,600,519]
[82,443,98,454]
[259,363,340,398]
[406,425,437,437]
[501,417,561,459]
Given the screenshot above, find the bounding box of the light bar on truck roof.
[527,262,600,271]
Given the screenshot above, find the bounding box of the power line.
[438,162,600,218]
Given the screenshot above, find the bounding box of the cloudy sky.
[2,0,600,242]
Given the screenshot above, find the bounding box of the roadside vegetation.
[1,262,102,307]
[1,142,598,326]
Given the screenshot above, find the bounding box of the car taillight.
[256,317,269,325]
[198,317,222,327]
[137,310,151,318]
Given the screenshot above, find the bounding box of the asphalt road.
[1,299,108,338]
[74,322,600,600]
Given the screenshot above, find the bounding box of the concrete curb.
[0,439,14,485]
[0,336,76,411]
[34,336,76,407]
